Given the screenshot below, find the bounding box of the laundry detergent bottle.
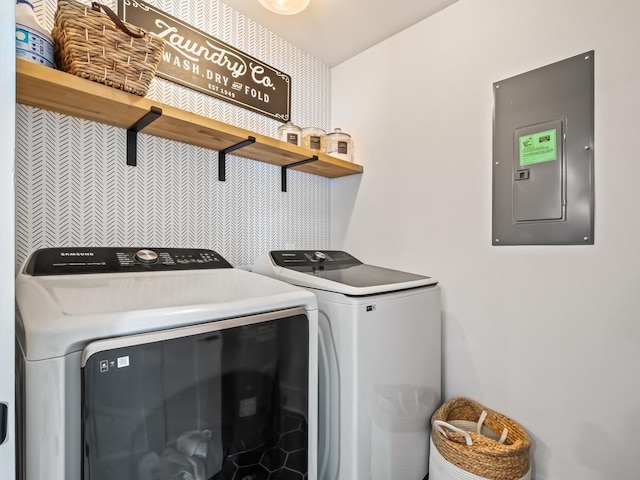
[15,0,55,68]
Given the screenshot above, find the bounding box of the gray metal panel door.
[514,119,565,222]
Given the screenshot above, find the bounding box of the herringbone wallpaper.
[16,0,331,269]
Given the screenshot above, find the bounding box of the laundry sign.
[117,0,291,121]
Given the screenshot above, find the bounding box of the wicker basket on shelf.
[52,0,165,96]
[431,397,531,480]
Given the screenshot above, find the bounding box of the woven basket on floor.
[52,0,165,96]
[431,397,531,480]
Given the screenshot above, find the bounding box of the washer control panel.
[25,247,233,276]
[270,250,361,271]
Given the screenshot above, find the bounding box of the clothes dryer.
[252,250,441,480]
[15,247,318,480]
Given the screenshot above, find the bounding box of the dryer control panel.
[25,247,233,275]
[270,250,361,271]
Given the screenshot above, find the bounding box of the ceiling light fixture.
[258,0,310,15]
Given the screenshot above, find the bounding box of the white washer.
[252,250,441,480]
[15,247,318,480]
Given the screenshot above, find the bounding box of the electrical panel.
[492,51,594,245]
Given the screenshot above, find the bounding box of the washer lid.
[263,250,437,295]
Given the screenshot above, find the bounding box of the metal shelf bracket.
[127,106,163,166]
[281,156,318,192]
[218,136,256,181]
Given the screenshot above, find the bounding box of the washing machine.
[252,250,441,480]
[15,247,318,480]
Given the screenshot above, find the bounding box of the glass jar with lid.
[302,127,327,153]
[327,128,354,162]
[277,121,302,146]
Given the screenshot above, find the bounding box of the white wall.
[0,0,15,476]
[330,0,640,479]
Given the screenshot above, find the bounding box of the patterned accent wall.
[16,0,331,269]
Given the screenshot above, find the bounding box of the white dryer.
[15,247,318,480]
[252,250,441,480]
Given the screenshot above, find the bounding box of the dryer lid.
[15,248,317,361]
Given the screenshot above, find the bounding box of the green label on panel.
[519,129,557,165]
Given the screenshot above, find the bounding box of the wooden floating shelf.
[15,58,363,179]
